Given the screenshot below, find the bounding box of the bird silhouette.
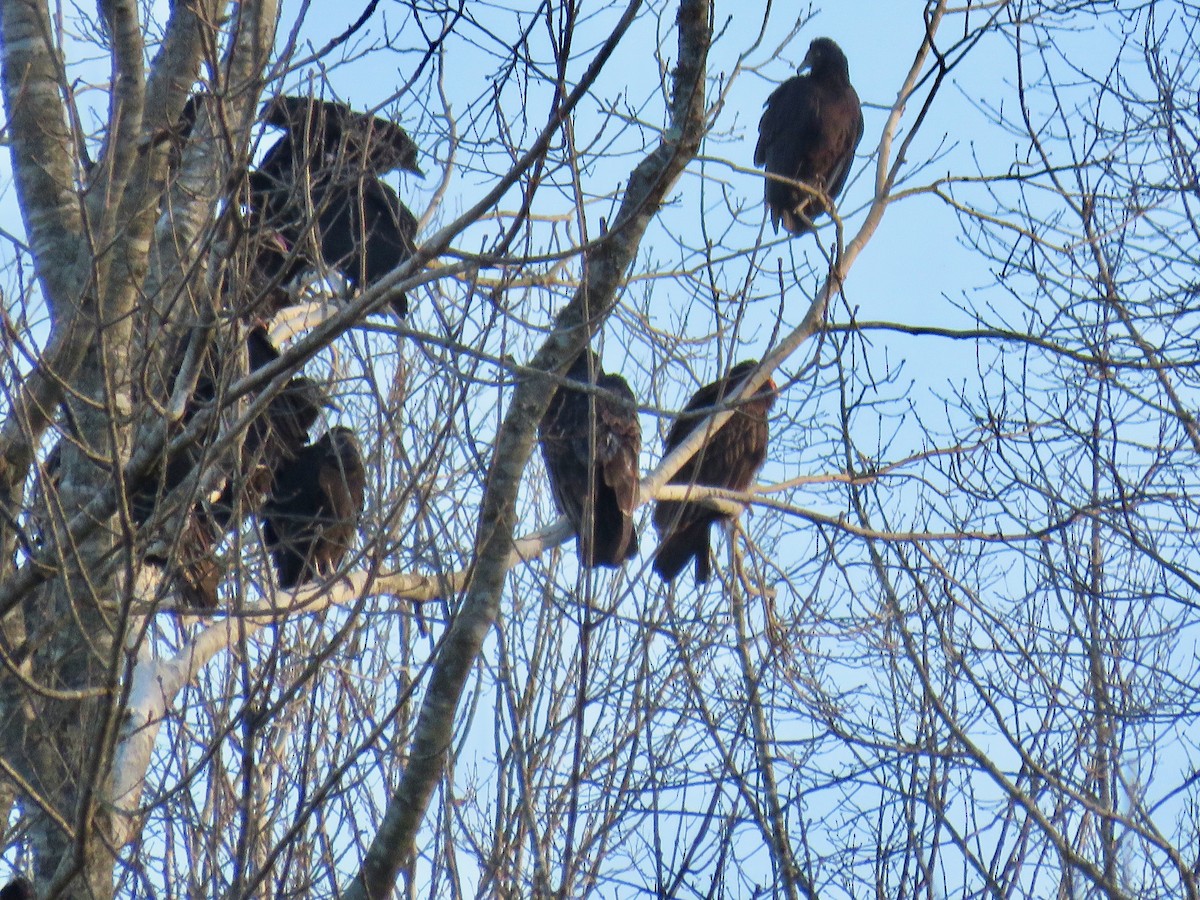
[755,37,863,235]
[0,877,34,900]
[539,349,641,567]
[130,328,333,607]
[248,96,421,316]
[653,361,776,583]
[263,426,366,589]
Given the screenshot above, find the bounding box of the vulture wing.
[314,428,366,574]
[261,95,423,176]
[592,372,641,565]
[263,442,323,589]
[315,175,417,315]
[653,361,774,583]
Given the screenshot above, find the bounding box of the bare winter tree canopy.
[2,1,1200,898]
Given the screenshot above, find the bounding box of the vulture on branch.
[181,372,333,608]
[248,95,422,316]
[755,37,863,235]
[209,372,333,530]
[260,94,423,176]
[538,349,642,568]
[314,175,419,292]
[263,426,366,589]
[131,327,333,608]
[653,360,776,584]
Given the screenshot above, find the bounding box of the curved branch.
[643,0,948,501]
[0,0,89,496]
[344,1,711,895]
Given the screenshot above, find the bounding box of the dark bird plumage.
[0,877,34,900]
[259,95,423,177]
[755,37,863,235]
[653,361,776,583]
[248,96,421,316]
[209,374,332,528]
[314,174,418,296]
[539,350,642,568]
[246,324,281,371]
[132,328,331,608]
[181,374,331,609]
[254,376,329,459]
[263,426,366,589]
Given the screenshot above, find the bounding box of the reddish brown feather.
[653,361,776,583]
[755,37,863,235]
[539,351,642,568]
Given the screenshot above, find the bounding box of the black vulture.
[132,328,332,608]
[209,373,333,530]
[754,37,863,235]
[0,878,33,900]
[315,174,418,295]
[538,349,642,568]
[248,95,422,317]
[259,95,422,176]
[653,361,776,584]
[262,426,366,589]
[180,374,332,609]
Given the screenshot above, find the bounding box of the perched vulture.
[132,328,332,608]
[208,373,333,530]
[248,95,422,316]
[262,426,366,589]
[0,878,33,900]
[538,349,642,568]
[163,93,205,178]
[653,360,776,584]
[260,94,423,177]
[315,174,419,293]
[755,37,863,235]
[179,374,332,609]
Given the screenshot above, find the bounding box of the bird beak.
[323,397,342,413]
[799,47,815,72]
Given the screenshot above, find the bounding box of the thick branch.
[0,0,84,306]
[0,0,89,495]
[345,2,711,896]
[90,0,147,237]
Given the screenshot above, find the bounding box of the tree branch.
[0,0,89,498]
[344,2,711,895]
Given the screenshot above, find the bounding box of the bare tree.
[3,0,1200,897]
